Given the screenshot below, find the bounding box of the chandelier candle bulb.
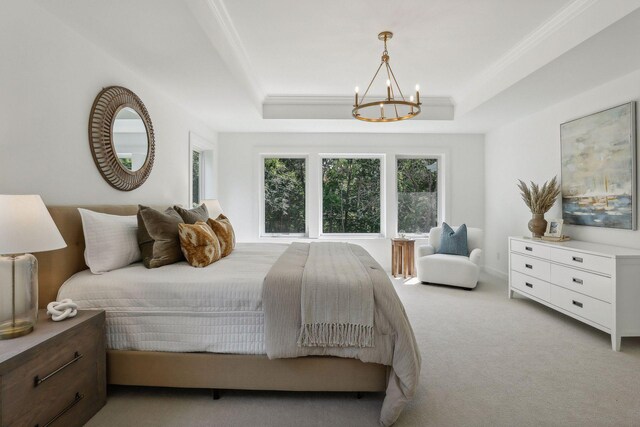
[380,103,384,118]
[410,96,414,113]
[415,85,420,105]
[354,86,359,106]
[386,79,391,100]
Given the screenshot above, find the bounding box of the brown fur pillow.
[178,222,222,267]
[207,214,236,257]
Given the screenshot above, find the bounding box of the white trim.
[471,0,597,89]
[318,154,386,238]
[186,0,265,108]
[264,95,454,106]
[188,132,216,207]
[394,155,443,236]
[484,265,508,281]
[259,154,309,237]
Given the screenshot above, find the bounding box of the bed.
[35,205,419,426]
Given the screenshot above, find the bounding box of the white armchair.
[416,226,483,289]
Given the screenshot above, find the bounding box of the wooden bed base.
[108,351,388,391]
[36,206,388,393]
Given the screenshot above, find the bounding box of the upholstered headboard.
[35,205,140,309]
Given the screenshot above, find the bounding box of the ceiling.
[33,0,640,133]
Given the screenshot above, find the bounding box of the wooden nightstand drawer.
[0,311,106,427]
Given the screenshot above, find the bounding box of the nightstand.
[0,310,106,426]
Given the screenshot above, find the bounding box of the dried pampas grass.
[517,176,560,214]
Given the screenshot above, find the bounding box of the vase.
[528,214,547,238]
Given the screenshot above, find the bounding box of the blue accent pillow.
[437,223,469,256]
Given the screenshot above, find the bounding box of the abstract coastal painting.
[561,102,637,230]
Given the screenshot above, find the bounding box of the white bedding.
[58,243,288,354]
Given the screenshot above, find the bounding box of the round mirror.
[113,107,149,172]
[89,86,155,191]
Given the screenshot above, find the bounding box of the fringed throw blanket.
[263,242,421,427]
[298,242,374,348]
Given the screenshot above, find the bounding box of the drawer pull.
[34,351,83,387]
[572,300,583,308]
[525,246,533,251]
[572,277,584,285]
[525,282,533,288]
[525,264,533,269]
[572,256,584,263]
[36,392,83,427]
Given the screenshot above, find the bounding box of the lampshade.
[0,195,66,255]
[201,199,223,219]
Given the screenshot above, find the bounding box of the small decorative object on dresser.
[0,195,66,339]
[0,310,106,426]
[544,218,563,238]
[508,237,640,351]
[516,176,561,238]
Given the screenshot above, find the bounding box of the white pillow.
[78,208,141,274]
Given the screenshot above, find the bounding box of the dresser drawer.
[1,318,103,427]
[511,253,550,282]
[550,285,611,328]
[550,263,612,303]
[549,247,613,276]
[511,271,550,302]
[510,240,550,259]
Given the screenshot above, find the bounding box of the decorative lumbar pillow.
[78,208,141,274]
[178,222,222,267]
[137,205,184,268]
[207,214,236,257]
[173,204,209,224]
[437,223,469,256]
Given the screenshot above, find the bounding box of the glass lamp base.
[0,319,34,339]
[0,253,38,339]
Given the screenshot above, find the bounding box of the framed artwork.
[560,102,637,230]
[545,219,563,238]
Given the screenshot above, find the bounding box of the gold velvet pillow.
[137,205,184,269]
[178,222,222,267]
[207,214,236,257]
[173,204,209,224]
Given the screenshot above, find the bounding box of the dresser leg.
[611,335,621,352]
[508,288,514,299]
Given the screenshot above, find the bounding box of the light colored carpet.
[86,273,640,427]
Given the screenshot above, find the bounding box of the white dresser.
[508,237,640,351]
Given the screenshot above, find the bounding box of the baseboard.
[483,265,508,281]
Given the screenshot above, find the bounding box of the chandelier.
[353,31,421,122]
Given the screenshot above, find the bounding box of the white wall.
[218,132,484,268]
[485,68,640,277]
[0,1,216,207]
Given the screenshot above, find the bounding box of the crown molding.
[456,0,640,117]
[263,95,454,120]
[471,0,597,89]
[187,0,265,108]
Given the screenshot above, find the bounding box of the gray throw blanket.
[298,242,374,348]
[263,242,421,426]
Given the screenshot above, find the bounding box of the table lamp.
[201,199,223,218]
[0,195,66,339]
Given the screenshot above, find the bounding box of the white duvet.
[58,243,288,354]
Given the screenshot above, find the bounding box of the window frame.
[319,153,386,238]
[395,154,443,237]
[188,132,215,208]
[259,154,309,238]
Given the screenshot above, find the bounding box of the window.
[263,157,306,235]
[192,150,202,206]
[322,158,381,234]
[397,158,439,234]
